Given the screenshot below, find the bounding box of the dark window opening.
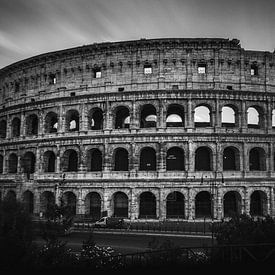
[61,192,76,215]
[11,117,21,137]
[66,110,79,132]
[115,106,130,129]
[40,191,55,215]
[0,155,3,174]
[85,192,101,220]
[89,108,103,130]
[44,151,56,172]
[45,112,58,133]
[0,120,7,139]
[166,147,185,171]
[223,147,239,171]
[63,149,78,172]
[195,147,212,171]
[139,192,156,218]
[93,68,101,78]
[195,191,211,218]
[140,104,157,128]
[8,153,18,173]
[114,148,129,171]
[249,147,266,171]
[49,74,57,85]
[113,192,128,218]
[250,191,266,216]
[166,192,185,219]
[251,64,258,76]
[87,149,102,171]
[22,152,36,175]
[26,114,38,136]
[223,191,241,218]
[23,191,34,214]
[140,147,156,171]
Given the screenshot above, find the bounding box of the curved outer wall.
[0,38,275,220]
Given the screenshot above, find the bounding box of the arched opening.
[195,191,211,218]
[5,190,16,202]
[195,147,212,171]
[87,149,102,171]
[272,110,275,127]
[139,147,156,171]
[139,192,156,218]
[0,120,7,139]
[40,191,55,214]
[113,192,128,218]
[221,106,236,127]
[166,147,185,171]
[223,147,240,171]
[88,108,103,130]
[61,192,77,216]
[26,114,38,135]
[194,105,211,127]
[85,192,101,220]
[249,147,266,171]
[223,191,242,217]
[166,104,184,127]
[23,191,34,214]
[114,148,129,171]
[8,153,18,173]
[166,192,185,219]
[63,149,78,172]
[247,106,261,128]
[250,191,267,217]
[0,155,3,174]
[45,112,58,133]
[140,104,157,128]
[115,106,130,129]
[11,117,21,137]
[43,151,56,172]
[22,152,36,175]
[66,110,79,131]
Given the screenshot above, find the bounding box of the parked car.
[92,216,124,229]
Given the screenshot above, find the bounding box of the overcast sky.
[0,0,274,69]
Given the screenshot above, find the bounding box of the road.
[34,230,215,255]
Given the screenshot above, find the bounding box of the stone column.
[77,189,85,216]
[186,98,193,130]
[243,187,250,215]
[159,189,165,220]
[80,103,88,132]
[240,100,247,133]
[130,188,138,220]
[20,112,26,137]
[58,105,65,133]
[158,143,165,172]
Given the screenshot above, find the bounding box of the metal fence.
[103,243,275,270]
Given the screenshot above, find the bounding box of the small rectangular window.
[250,65,258,76]
[93,69,102,78]
[144,66,152,75]
[198,64,206,74]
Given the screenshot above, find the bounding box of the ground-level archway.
[166,192,185,219]
[139,192,157,219]
[85,192,101,220]
[223,191,242,218]
[195,191,211,218]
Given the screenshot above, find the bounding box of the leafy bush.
[214,214,275,245]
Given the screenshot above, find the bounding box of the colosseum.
[0,38,275,222]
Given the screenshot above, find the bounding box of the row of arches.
[0,146,268,174]
[5,189,268,219]
[1,103,273,138]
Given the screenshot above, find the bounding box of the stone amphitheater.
[0,38,275,221]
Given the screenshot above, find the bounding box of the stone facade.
[0,38,275,221]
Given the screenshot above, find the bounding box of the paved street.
[34,230,214,255]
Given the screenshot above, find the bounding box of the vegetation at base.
[213,214,275,245]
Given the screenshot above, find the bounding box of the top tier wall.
[0,38,274,108]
